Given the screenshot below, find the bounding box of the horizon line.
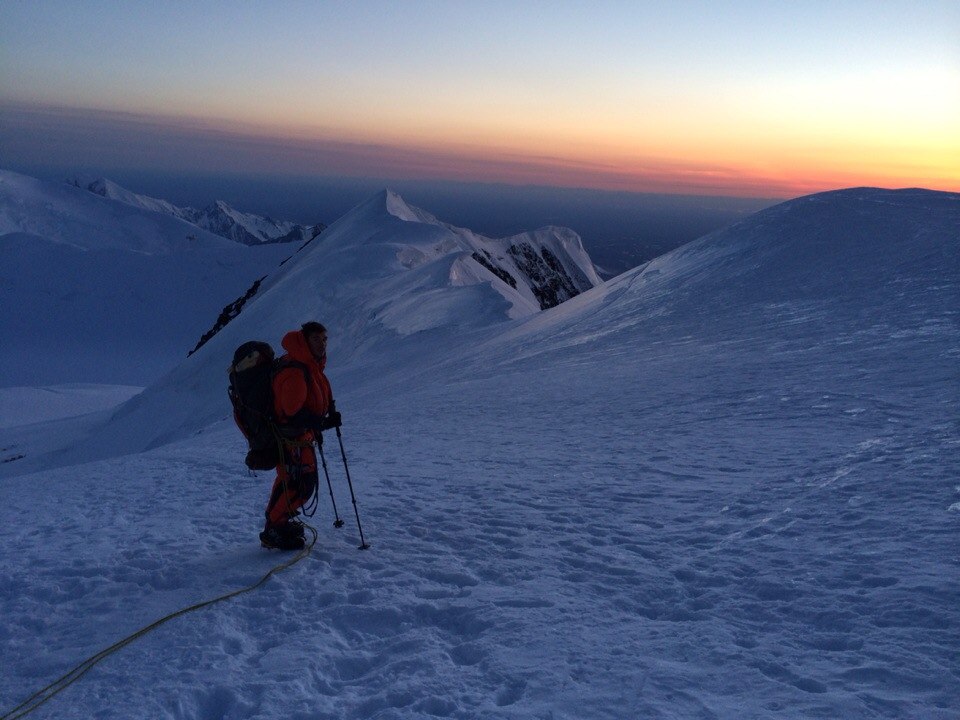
[2,100,957,201]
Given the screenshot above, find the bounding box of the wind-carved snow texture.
[0,185,958,719]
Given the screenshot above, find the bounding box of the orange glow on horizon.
[218,102,959,199]
[3,2,957,200]
[4,100,957,200]
[69,75,953,200]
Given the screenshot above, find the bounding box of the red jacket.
[272,330,333,427]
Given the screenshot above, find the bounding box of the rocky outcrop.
[188,276,265,355]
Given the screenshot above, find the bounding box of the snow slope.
[0,188,957,719]
[67,176,186,218]
[0,384,142,429]
[0,170,293,386]
[2,170,238,254]
[0,187,602,471]
[68,175,325,245]
[188,199,323,246]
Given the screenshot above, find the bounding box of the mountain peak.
[64,175,320,245]
[381,189,437,224]
[67,175,127,200]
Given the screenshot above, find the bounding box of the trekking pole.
[316,440,345,528]
[335,426,370,550]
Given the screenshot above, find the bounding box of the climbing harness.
[0,523,318,720]
[274,433,319,522]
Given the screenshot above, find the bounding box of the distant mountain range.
[67,175,326,245]
[190,188,603,356]
[0,169,294,385]
[0,169,602,388]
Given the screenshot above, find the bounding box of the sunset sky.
[2,1,958,198]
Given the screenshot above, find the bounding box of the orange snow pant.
[265,439,318,528]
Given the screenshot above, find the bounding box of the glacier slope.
[0,188,957,719]
[0,188,601,473]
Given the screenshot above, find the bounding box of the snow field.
[1,186,957,719]
[0,385,143,429]
[3,302,956,718]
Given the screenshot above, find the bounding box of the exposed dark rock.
[507,242,583,310]
[269,223,327,245]
[279,226,326,266]
[188,276,265,356]
[471,251,518,288]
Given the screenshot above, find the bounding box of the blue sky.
[2,1,958,196]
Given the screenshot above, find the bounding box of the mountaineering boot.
[260,525,305,551]
[284,519,306,540]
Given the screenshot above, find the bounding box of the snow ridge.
[68,175,326,245]
[368,189,602,314]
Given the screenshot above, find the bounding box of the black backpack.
[228,341,311,470]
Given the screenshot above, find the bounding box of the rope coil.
[1,524,318,720]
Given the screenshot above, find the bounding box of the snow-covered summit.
[313,188,602,316]
[384,188,437,224]
[0,169,292,385]
[67,174,185,218]
[0,187,603,465]
[189,198,323,246]
[492,186,959,361]
[67,174,325,245]
[2,169,235,254]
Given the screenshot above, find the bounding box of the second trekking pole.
[335,425,370,550]
[316,440,345,528]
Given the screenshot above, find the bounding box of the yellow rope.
[1,524,319,720]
